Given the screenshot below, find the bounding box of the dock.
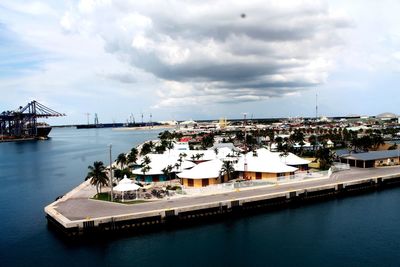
[45,167,400,237]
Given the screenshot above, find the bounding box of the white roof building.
[235,155,298,173]
[133,153,196,175]
[180,119,197,125]
[254,148,310,166]
[177,159,223,179]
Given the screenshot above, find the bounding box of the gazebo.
[113,175,140,201]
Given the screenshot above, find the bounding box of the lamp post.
[109,144,114,202]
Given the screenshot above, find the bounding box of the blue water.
[1,128,400,267]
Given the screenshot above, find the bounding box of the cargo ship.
[35,123,52,138]
[0,100,64,142]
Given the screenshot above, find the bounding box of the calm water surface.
[0,128,399,267]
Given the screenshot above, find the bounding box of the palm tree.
[140,142,153,155]
[127,152,137,166]
[195,153,204,160]
[315,147,334,170]
[220,160,235,182]
[162,164,174,180]
[130,147,139,158]
[142,155,151,166]
[85,161,109,194]
[267,130,275,150]
[174,162,180,171]
[309,135,318,153]
[166,141,174,152]
[141,165,151,176]
[116,153,127,169]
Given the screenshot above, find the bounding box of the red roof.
[180,137,192,142]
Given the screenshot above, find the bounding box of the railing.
[233,180,274,188]
[179,164,352,196]
[277,170,330,184]
[331,162,351,172]
[183,183,235,195]
[182,170,332,195]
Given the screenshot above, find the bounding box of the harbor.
[45,166,400,236]
[2,126,400,267]
[0,101,65,142]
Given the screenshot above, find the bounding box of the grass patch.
[120,200,148,205]
[92,193,150,204]
[93,192,111,201]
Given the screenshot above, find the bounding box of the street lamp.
[109,144,114,202]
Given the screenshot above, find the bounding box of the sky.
[0,0,399,125]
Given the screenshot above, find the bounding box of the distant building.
[177,159,226,187]
[339,150,400,168]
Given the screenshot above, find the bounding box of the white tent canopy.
[119,175,133,184]
[113,175,140,192]
[113,182,140,192]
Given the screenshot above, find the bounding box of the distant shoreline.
[112,125,176,131]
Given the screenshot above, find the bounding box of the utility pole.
[150,113,152,128]
[109,144,114,202]
[243,113,248,179]
[315,92,318,121]
[94,113,99,125]
[84,113,90,125]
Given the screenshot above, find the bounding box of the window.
[256,172,262,179]
[202,179,209,187]
[188,179,194,187]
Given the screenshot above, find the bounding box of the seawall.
[45,172,400,238]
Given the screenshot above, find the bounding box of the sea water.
[0,127,399,267]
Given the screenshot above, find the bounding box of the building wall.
[374,157,399,167]
[181,177,221,187]
[242,171,290,181]
[341,156,400,168]
[136,174,168,182]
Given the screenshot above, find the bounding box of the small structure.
[235,156,297,182]
[113,176,140,201]
[340,150,400,168]
[177,159,225,187]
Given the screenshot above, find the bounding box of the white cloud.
[57,0,352,108]
[1,0,400,122]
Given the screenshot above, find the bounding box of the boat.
[36,123,52,138]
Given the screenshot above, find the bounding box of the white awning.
[113,182,140,192]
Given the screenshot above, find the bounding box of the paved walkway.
[51,167,400,221]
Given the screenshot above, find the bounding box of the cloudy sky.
[0,0,399,124]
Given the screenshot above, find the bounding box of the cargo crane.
[0,100,65,141]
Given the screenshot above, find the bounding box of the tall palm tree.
[166,140,174,151]
[85,161,109,194]
[142,155,151,166]
[116,153,127,169]
[220,160,235,182]
[127,151,137,166]
[162,164,174,180]
[130,147,139,158]
[174,162,180,171]
[141,165,151,176]
[315,147,334,170]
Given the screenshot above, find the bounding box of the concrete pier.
[45,167,400,237]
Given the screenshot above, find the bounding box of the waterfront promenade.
[46,166,400,229]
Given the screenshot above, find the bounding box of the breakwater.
[45,171,400,237]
